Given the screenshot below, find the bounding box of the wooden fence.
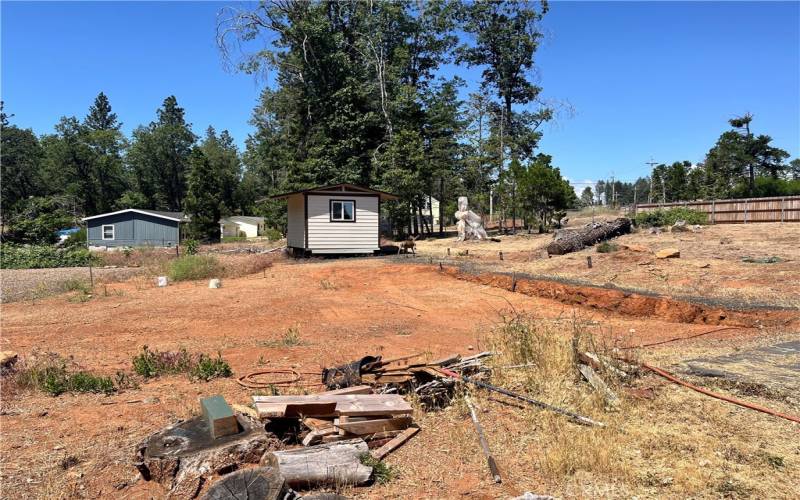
[634,196,800,224]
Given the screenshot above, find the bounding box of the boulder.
[655,248,680,259]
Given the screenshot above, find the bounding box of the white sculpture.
[454,196,488,241]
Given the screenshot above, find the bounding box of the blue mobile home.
[82,209,187,247]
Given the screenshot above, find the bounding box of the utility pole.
[645,157,658,203]
[610,172,616,208]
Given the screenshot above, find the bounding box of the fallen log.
[546,218,632,256]
[262,438,373,489]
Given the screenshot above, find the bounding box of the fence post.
[711,200,716,224]
[781,197,785,223]
[745,199,749,224]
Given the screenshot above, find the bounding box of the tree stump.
[261,438,372,490]
[201,466,287,500]
[134,414,282,498]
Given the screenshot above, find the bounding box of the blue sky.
[2,1,799,188]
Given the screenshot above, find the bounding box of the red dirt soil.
[0,259,796,498]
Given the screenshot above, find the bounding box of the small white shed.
[271,184,398,255]
[219,216,265,238]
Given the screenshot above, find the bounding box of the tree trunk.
[438,177,445,236]
[262,438,372,489]
[546,218,632,256]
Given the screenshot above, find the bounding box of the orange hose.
[641,362,800,424]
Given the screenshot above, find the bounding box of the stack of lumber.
[252,386,418,452]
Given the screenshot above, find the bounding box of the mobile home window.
[102,224,115,240]
[330,200,355,222]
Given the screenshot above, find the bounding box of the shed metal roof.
[81,209,188,222]
[220,216,265,225]
[268,183,399,202]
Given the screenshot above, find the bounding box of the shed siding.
[287,194,306,248]
[87,212,179,247]
[307,194,378,251]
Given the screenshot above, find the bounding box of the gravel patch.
[1,267,142,303]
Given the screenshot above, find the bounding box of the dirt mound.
[441,267,798,328]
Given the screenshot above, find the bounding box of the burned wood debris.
[322,351,492,409]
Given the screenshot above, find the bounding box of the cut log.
[262,438,373,489]
[546,218,632,256]
[202,466,287,500]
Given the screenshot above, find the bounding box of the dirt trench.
[440,266,798,328]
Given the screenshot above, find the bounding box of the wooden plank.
[253,394,413,418]
[302,427,338,446]
[320,385,373,395]
[201,395,238,439]
[334,416,412,435]
[302,417,334,431]
[370,425,420,460]
[579,364,620,409]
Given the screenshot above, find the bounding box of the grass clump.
[168,254,222,282]
[319,279,337,290]
[634,207,707,227]
[14,353,117,396]
[596,241,619,253]
[131,345,232,381]
[262,326,303,348]
[360,453,396,484]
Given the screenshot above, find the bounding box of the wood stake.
[447,247,451,256]
[587,256,593,269]
[511,272,517,292]
[499,251,504,261]
[465,395,501,483]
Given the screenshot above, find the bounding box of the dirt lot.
[1,224,799,499]
[414,220,800,309]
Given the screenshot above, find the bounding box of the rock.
[0,351,18,373]
[621,244,649,253]
[648,227,662,235]
[208,279,222,289]
[655,248,680,259]
[671,220,689,232]
[202,467,287,500]
[511,494,555,500]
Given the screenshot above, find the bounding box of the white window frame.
[330,200,356,222]
[101,224,115,240]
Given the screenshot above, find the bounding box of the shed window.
[330,200,355,222]
[102,224,115,240]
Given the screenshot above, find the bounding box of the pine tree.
[84,92,128,212]
[184,148,222,241]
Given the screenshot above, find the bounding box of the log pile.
[546,218,632,256]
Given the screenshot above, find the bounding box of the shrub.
[168,255,222,281]
[221,236,248,243]
[184,239,200,255]
[192,353,232,381]
[63,227,87,248]
[634,207,707,227]
[0,244,96,269]
[132,345,194,378]
[263,228,283,241]
[596,242,619,253]
[131,345,232,381]
[360,453,396,484]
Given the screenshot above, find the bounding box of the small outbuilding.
[219,216,265,238]
[82,209,188,248]
[271,184,398,255]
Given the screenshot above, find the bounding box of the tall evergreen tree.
[1,102,47,222]
[83,92,128,212]
[127,96,196,210]
[184,148,223,241]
